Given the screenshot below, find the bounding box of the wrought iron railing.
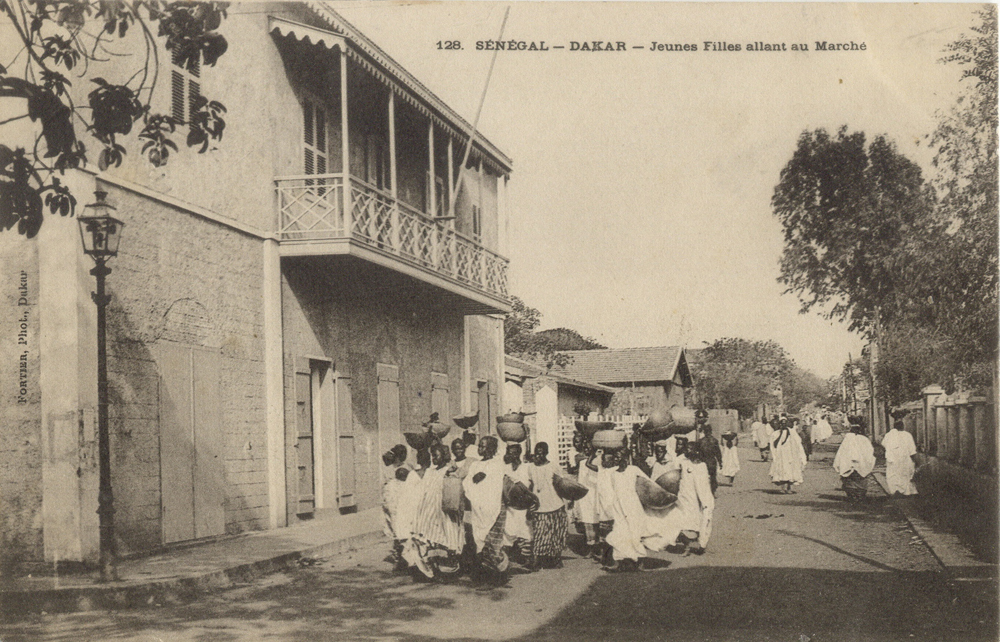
[276,174,508,300]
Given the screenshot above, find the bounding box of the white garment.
[813,418,833,442]
[575,461,600,524]
[769,429,807,484]
[528,461,564,513]
[504,463,532,542]
[595,465,616,522]
[833,433,876,478]
[752,422,774,448]
[882,429,918,495]
[604,465,656,561]
[721,443,740,477]
[645,457,714,549]
[393,469,425,540]
[463,457,505,551]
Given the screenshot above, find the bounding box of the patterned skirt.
[530,507,568,558]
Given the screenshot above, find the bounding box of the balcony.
[275,174,510,313]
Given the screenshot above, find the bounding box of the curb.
[0,530,385,617]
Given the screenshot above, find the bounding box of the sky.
[3,2,979,378]
[325,1,978,379]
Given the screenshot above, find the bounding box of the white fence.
[555,414,646,470]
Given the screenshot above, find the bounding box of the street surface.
[3,439,996,642]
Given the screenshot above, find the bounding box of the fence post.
[922,385,944,456]
[971,396,993,474]
[956,393,974,468]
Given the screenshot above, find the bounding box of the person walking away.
[882,421,918,495]
[526,442,569,570]
[769,419,807,494]
[833,420,876,502]
[752,418,773,461]
[698,425,724,494]
[503,443,533,565]
[720,431,740,485]
[813,414,833,442]
[463,436,509,585]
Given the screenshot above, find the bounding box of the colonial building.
[0,3,511,572]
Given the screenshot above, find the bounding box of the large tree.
[692,338,792,417]
[772,128,935,336]
[1,0,229,237]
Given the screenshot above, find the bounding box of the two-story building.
[0,2,511,573]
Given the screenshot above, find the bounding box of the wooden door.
[158,343,225,544]
[336,371,356,509]
[294,359,316,516]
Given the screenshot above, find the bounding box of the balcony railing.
[276,173,508,301]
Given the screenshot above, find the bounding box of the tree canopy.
[504,297,604,369]
[1,0,230,237]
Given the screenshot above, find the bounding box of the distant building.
[554,346,694,415]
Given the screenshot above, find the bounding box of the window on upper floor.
[302,97,329,177]
[472,204,482,241]
[170,49,201,125]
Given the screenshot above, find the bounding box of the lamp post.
[78,190,124,582]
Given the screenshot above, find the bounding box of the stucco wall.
[100,183,268,553]
[281,257,469,520]
[0,235,42,572]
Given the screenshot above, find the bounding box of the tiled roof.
[505,355,616,394]
[555,346,693,386]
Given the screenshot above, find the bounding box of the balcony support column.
[428,121,437,219]
[388,90,399,251]
[340,49,351,233]
[447,137,455,224]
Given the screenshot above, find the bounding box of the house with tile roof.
[554,346,694,416]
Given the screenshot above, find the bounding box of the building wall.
[281,257,470,521]
[467,315,503,433]
[100,182,268,553]
[0,235,42,572]
[555,385,611,417]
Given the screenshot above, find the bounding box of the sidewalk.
[0,509,386,617]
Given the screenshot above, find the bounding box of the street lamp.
[78,190,124,582]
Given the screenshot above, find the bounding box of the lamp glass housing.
[78,192,124,258]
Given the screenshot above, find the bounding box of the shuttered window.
[170,49,201,124]
[303,98,329,177]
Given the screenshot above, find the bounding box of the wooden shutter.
[335,371,356,509]
[377,364,401,464]
[170,50,200,124]
[303,98,329,177]
[294,358,316,516]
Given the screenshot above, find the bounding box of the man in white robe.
[833,423,876,502]
[882,422,918,495]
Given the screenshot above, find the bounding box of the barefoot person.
[405,444,464,581]
[503,443,533,566]
[463,436,509,584]
[527,442,569,570]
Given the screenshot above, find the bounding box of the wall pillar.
[971,396,993,474]
[922,385,944,455]
[956,393,974,468]
[38,169,99,564]
[263,238,286,528]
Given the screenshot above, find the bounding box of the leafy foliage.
[0,0,230,237]
[534,327,606,352]
[504,297,597,370]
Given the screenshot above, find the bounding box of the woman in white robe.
[720,432,740,482]
[646,443,714,553]
[503,443,533,562]
[603,451,656,571]
[769,421,807,493]
[833,424,876,502]
[463,436,509,579]
[813,415,834,442]
[882,423,918,495]
[405,444,464,579]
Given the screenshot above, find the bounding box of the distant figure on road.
[882,421,918,496]
[812,414,833,442]
[752,418,773,461]
[720,431,740,484]
[796,418,812,461]
[769,419,808,493]
[833,420,876,503]
[698,425,724,494]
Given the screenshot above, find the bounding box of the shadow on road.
[513,565,998,642]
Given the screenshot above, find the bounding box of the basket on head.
[503,475,538,511]
[637,475,677,509]
[442,476,464,515]
[552,474,589,501]
[655,467,682,495]
[497,421,527,443]
[575,421,616,437]
[404,431,430,450]
[452,413,480,429]
[591,429,626,450]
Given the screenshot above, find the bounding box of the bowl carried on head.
[404,431,432,450]
[497,421,527,443]
[452,412,480,430]
[575,420,616,438]
[591,429,627,451]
